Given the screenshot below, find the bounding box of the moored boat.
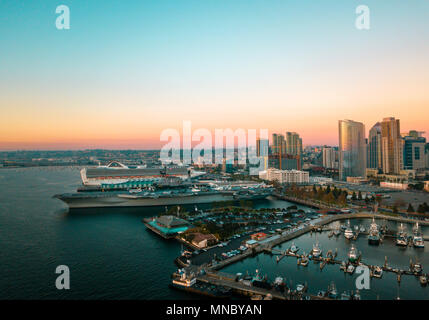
[311,242,322,258]
[412,222,425,248]
[368,217,380,245]
[396,223,408,247]
[348,244,358,263]
[344,220,354,240]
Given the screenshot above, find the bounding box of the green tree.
[407,203,415,213]
[325,185,331,194]
[351,192,357,201]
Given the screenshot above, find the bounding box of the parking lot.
[189,210,324,266]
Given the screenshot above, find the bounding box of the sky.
[1,0,429,150]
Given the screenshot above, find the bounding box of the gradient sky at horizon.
[1,0,429,150]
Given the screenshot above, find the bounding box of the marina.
[164,210,429,300]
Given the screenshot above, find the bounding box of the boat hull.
[55,191,271,209]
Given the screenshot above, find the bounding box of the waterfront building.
[368,122,383,170]
[190,233,217,249]
[259,168,309,184]
[309,176,333,185]
[338,120,366,181]
[346,176,368,184]
[145,215,190,238]
[251,232,268,241]
[381,117,403,174]
[380,181,408,190]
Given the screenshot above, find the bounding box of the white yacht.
[344,220,354,240]
[413,222,425,248]
[312,242,322,258]
[396,223,408,247]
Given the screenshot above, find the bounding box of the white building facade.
[259,168,309,184]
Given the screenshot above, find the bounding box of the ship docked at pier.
[54,162,274,209]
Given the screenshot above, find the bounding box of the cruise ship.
[54,162,274,209]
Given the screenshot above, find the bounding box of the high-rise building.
[403,134,426,170]
[271,133,285,155]
[322,147,335,169]
[368,122,382,170]
[256,139,269,157]
[381,117,402,174]
[285,132,303,157]
[425,143,429,169]
[339,120,366,181]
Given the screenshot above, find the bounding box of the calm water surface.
[0,167,308,299]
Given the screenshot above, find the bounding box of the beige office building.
[381,117,403,174]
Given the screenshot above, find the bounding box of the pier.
[196,270,330,300]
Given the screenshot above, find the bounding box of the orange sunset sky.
[1,1,428,150]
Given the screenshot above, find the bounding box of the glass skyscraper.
[339,120,366,181]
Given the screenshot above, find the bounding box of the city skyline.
[1,0,429,150]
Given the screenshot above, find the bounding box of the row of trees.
[407,202,429,214]
[285,184,348,206]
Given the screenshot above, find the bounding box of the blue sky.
[1,0,428,149]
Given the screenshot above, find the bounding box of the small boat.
[299,254,309,267]
[328,282,338,299]
[312,242,322,258]
[317,290,326,298]
[419,274,428,286]
[372,266,383,278]
[296,284,305,293]
[340,261,347,271]
[340,291,351,300]
[412,260,423,274]
[352,290,361,300]
[333,226,341,237]
[359,225,366,233]
[348,244,358,263]
[346,264,355,274]
[289,242,299,254]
